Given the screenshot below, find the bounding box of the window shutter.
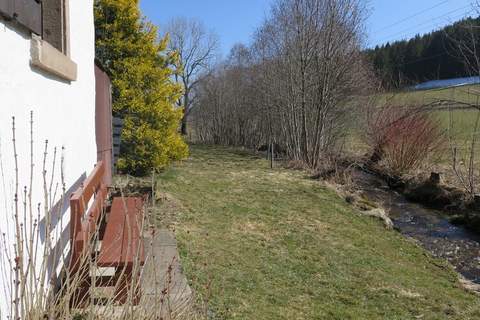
[0,0,14,19]
[13,0,42,35]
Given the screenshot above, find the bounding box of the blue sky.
[139,0,272,56]
[368,0,475,48]
[140,0,477,55]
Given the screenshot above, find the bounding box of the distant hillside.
[367,17,480,89]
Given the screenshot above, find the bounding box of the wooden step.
[89,266,116,278]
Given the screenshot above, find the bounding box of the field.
[347,85,480,166]
[155,145,480,319]
[383,85,480,143]
[434,108,480,143]
[375,84,480,107]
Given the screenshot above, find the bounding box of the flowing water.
[351,169,480,283]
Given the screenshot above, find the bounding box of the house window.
[42,0,69,55]
[0,0,76,81]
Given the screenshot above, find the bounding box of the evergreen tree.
[94,0,188,175]
[366,17,480,89]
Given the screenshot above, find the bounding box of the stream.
[351,169,480,284]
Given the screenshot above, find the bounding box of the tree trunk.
[181,114,188,136]
[181,90,190,136]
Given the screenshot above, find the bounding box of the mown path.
[155,145,480,319]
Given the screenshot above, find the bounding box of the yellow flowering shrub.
[95,0,188,176]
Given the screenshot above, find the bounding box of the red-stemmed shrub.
[365,105,445,176]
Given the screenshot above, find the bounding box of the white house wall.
[0,0,96,316]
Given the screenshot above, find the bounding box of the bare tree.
[166,17,219,135]
[190,0,373,169]
[254,0,372,167]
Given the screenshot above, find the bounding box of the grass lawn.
[155,145,480,319]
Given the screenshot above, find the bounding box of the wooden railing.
[69,161,107,271]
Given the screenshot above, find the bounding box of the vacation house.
[0,0,114,316]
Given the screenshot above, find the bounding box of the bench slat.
[97,197,145,267]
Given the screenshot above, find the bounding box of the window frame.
[0,0,77,81]
[42,0,70,56]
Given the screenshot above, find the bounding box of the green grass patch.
[156,145,480,319]
[434,108,480,142]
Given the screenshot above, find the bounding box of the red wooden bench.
[69,161,145,306]
[97,197,145,303]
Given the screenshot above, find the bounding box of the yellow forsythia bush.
[95,0,188,176]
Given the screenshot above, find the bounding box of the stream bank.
[321,167,480,286]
